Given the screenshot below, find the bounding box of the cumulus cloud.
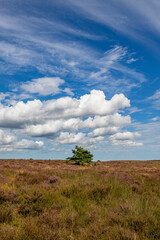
[25,118,82,137]
[0,129,16,145]
[0,147,14,152]
[58,132,85,144]
[109,132,143,146]
[0,129,44,152]
[0,99,43,128]
[88,127,120,138]
[58,132,104,146]
[25,113,131,138]
[19,77,65,96]
[83,114,131,129]
[16,139,44,149]
[0,90,130,128]
[0,90,142,148]
[78,91,130,116]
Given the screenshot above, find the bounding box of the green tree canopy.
[66,145,93,165]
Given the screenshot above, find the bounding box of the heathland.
[0,159,160,240]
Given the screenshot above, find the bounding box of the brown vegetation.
[0,159,160,239]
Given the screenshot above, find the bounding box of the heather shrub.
[18,188,54,216]
[48,175,58,184]
[16,172,49,186]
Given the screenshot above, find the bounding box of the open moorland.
[0,159,160,240]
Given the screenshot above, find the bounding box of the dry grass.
[0,159,160,240]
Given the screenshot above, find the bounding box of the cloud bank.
[0,89,143,152]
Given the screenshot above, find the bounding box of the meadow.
[0,159,160,240]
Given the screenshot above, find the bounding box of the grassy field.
[0,159,160,240]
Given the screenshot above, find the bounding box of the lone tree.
[66,145,93,165]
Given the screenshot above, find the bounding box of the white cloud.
[25,118,82,137]
[0,139,44,152]
[0,129,16,145]
[109,131,143,146]
[77,90,130,116]
[19,77,65,96]
[0,90,142,148]
[110,131,141,140]
[127,58,138,64]
[0,99,43,128]
[0,90,130,129]
[88,127,120,138]
[82,113,131,129]
[0,129,44,152]
[63,88,74,96]
[25,113,131,138]
[57,131,104,146]
[58,132,85,144]
[112,140,143,146]
[0,147,14,152]
[16,139,44,149]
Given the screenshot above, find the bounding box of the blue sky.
[0,0,159,160]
